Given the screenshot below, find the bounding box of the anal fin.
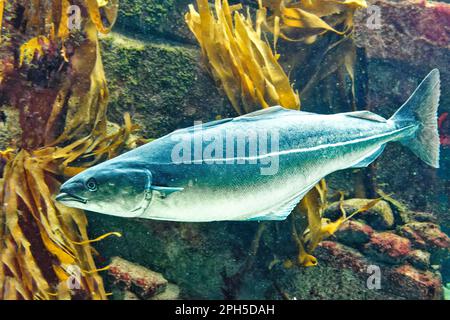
[351,145,386,168]
[247,182,319,221]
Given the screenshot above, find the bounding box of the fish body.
[57,70,441,222]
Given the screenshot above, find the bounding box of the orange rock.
[363,232,412,264]
[386,264,443,300]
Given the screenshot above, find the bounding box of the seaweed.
[258,0,367,44]
[0,0,139,300]
[0,0,4,42]
[185,0,300,115]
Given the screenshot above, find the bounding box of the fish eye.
[86,178,98,192]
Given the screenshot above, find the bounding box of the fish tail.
[390,69,441,168]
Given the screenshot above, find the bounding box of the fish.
[56,69,441,222]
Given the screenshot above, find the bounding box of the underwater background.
[0,0,449,300]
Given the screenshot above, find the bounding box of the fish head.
[56,161,152,218]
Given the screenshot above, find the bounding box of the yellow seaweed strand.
[19,36,50,66]
[186,0,299,114]
[0,0,4,43]
[57,0,70,39]
[81,265,111,275]
[258,0,367,44]
[70,232,122,245]
[86,0,118,34]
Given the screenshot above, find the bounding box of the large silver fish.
[56,70,441,222]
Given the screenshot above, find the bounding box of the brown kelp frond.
[0,0,127,300]
[86,0,119,34]
[290,182,384,267]
[0,115,137,300]
[69,232,122,246]
[0,0,4,43]
[376,189,407,213]
[258,0,367,44]
[185,0,300,114]
[300,36,356,98]
[53,113,141,172]
[19,36,51,66]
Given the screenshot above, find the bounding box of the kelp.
[0,0,4,43]
[0,120,136,299]
[259,0,363,110]
[185,0,300,114]
[291,181,382,266]
[0,0,136,300]
[299,36,356,98]
[258,0,367,44]
[86,0,119,34]
[294,35,359,119]
[19,36,51,66]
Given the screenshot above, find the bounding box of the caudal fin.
[390,69,441,168]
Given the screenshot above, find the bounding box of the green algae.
[100,32,234,139]
[116,0,194,43]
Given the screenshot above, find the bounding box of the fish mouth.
[55,192,88,204]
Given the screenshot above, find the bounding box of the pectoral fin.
[151,186,184,198]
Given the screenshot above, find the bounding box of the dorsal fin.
[170,106,312,135]
[344,111,387,123]
[170,118,233,135]
[237,106,314,119]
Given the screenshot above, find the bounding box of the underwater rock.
[354,0,450,73]
[272,241,402,299]
[89,211,447,299]
[117,283,180,300]
[120,283,181,300]
[334,220,374,246]
[90,215,260,299]
[406,250,431,270]
[316,241,370,273]
[123,291,140,300]
[0,107,21,150]
[317,241,443,299]
[116,0,196,44]
[363,232,412,264]
[108,256,169,299]
[325,199,395,230]
[386,264,443,300]
[270,253,399,299]
[100,32,235,139]
[150,283,181,300]
[398,222,450,253]
[405,211,439,224]
[355,0,450,58]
